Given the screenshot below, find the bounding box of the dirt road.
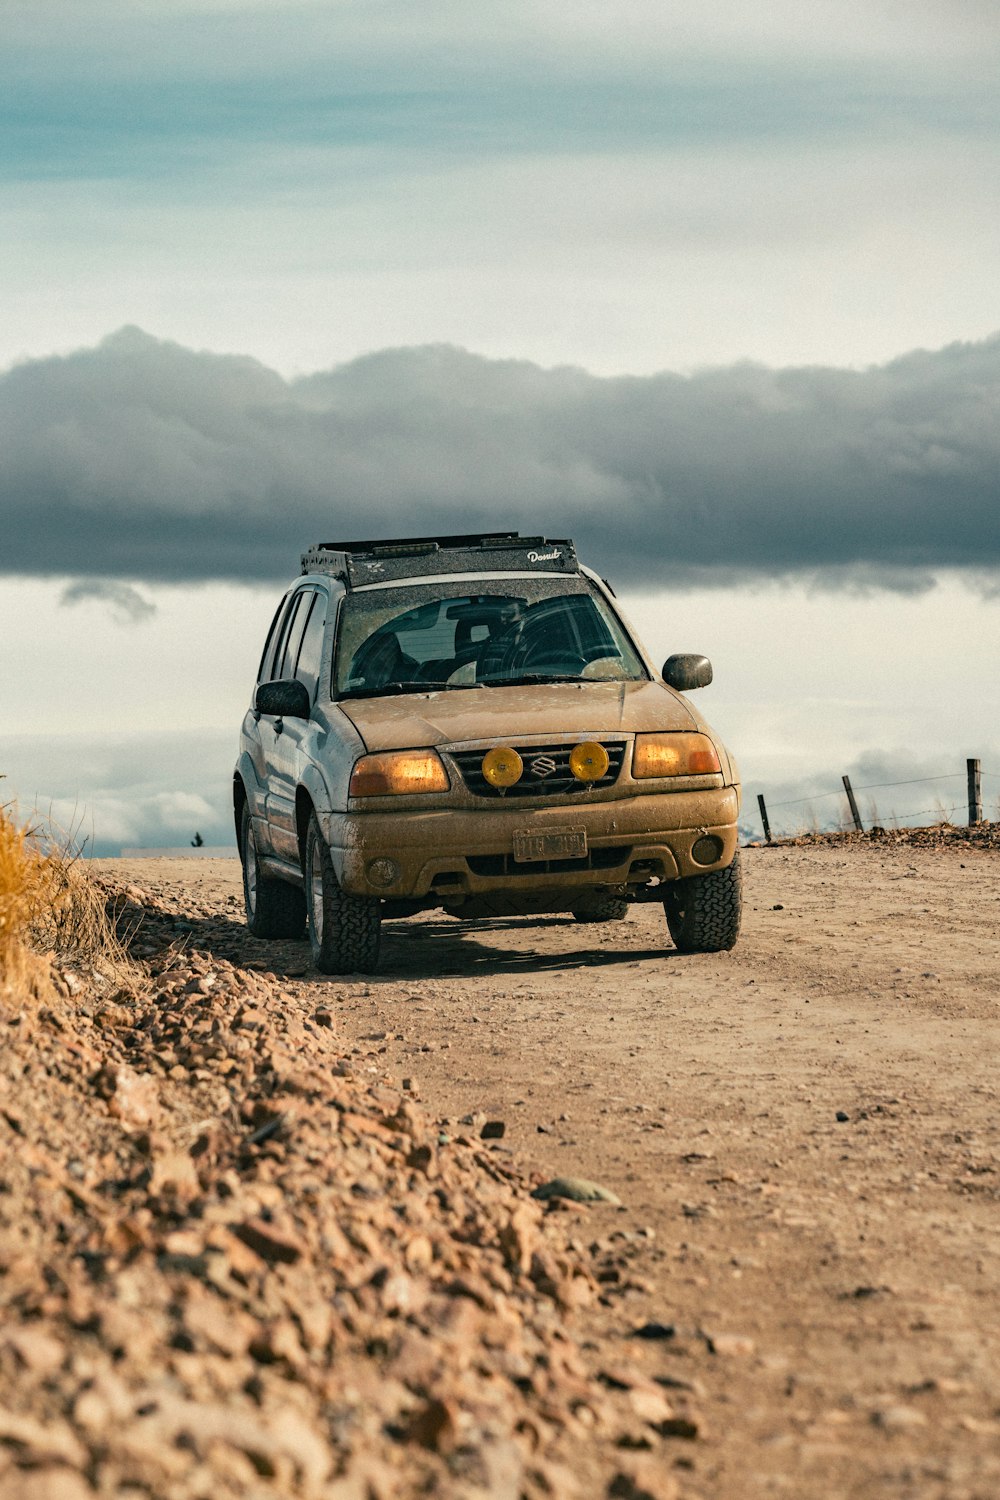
[112,842,1000,1499]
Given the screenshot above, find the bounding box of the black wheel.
[305,813,381,974]
[663,852,742,953]
[571,895,629,923]
[240,803,306,938]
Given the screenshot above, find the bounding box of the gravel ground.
[3,838,998,1499]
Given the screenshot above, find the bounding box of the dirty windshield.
[333,578,647,698]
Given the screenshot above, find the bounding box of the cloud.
[3,728,236,857]
[3,326,1000,594]
[6,2,999,194]
[60,579,156,623]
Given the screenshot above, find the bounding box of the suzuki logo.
[529,755,558,778]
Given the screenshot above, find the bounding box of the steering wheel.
[515,649,589,676]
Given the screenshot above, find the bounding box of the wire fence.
[749,759,999,842]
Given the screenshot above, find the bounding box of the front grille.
[451,741,627,798]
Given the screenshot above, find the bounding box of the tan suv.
[234,533,741,973]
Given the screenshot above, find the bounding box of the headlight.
[349,749,450,797]
[632,732,721,779]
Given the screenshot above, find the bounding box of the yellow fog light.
[569,741,610,782]
[482,745,523,788]
[349,749,450,797]
[632,733,721,779]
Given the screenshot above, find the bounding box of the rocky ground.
[2,831,998,1499]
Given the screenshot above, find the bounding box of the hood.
[339,678,699,752]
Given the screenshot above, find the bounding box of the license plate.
[512,827,588,863]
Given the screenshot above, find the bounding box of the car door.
[260,586,329,863]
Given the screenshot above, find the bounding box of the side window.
[294,593,327,701]
[256,597,287,684]
[275,591,311,680]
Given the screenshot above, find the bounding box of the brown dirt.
[3,840,999,1499]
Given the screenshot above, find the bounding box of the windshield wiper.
[337,682,427,700]
[338,680,486,701]
[479,673,582,687]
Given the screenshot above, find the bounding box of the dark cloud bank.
[3,326,999,594]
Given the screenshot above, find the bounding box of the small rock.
[631,1321,675,1342]
[835,1110,850,1122]
[499,1202,540,1275]
[5,1327,64,1376]
[149,1149,201,1198]
[4,1469,94,1500]
[628,1386,676,1425]
[405,1396,460,1453]
[232,1215,306,1265]
[181,975,215,996]
[873,1404,927,1432]
[93,1064,161,1129]
[656,1414,702,1440]
[0,1409,87,1468]
[532,1177,622,1205]
[480,1120,506,1140]
[607,1457,679,1500]
[707,1332,756,1358]
[959,1414,1000,1434]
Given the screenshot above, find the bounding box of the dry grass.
[0,800,56,988]
[0,795,134,998]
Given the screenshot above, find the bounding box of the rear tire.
[571,895,629,923]
[305,813,381,974]
[663,852,742,953]
[241,804,306,939]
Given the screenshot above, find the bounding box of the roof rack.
[301,533,579,588]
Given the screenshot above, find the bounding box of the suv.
[235,533,741,973]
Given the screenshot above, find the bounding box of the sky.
[2,0,999,851]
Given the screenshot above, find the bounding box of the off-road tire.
[571,895,629,923]
[663,852,742,953]
[305,813,381,974]
[240,804,306,939]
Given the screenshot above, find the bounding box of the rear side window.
[275,590,313,680]
[294,593,327,700]
[256,596,287,684]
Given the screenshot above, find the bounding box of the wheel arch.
[233,774,248,853]
[234,751,267,857]
[295,786,315,873]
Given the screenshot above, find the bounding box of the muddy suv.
[235,533,741,973]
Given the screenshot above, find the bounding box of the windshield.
[333,577,647,698]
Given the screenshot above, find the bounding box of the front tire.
[305,813,381,974]
[241,804,306,939]
[663,852,742,953]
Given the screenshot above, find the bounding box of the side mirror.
[662,654,713,692]
[255,678,311,719]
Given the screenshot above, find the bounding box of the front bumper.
[320,786,740,899]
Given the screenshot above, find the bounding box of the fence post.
[967,758,982,824]
[757,793,772,844]
[842,775,863,833]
